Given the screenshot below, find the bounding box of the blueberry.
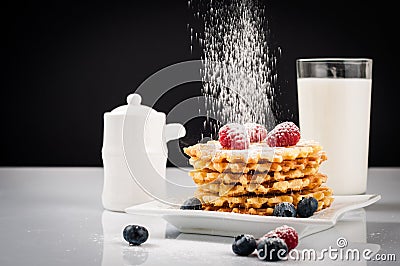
[257,236,288,261]
[297,197,318,218]
[273,202,297,217]
[180,197,202,210]
[232,234,257,256]
[123,225,149,246]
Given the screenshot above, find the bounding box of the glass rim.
[297,58,372,64]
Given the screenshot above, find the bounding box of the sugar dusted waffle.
[189,166,320,185]
[199,186,334,216]
[182,122,334,217]
[189,152,326,173]
[184,140,324,164]
[196,173,327,197]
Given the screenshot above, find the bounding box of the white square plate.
[125,194,380,238]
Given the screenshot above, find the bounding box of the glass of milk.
[296,58,372,195]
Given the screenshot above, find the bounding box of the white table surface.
[0,167,399,265]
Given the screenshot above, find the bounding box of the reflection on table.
[101,207,380,266]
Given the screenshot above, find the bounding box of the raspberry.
[264,225,298,251]
[218,123,250,150]
[245,123,268,143]
[266,121,300,147]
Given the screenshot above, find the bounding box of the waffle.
[189,152,326,173]
[197,173,327,196]
[190,166,320,185]
[183,140,323,164]
[203,206,276,216]
[184,138,334,217]
[202,195,333,216]
[198,186,334,211]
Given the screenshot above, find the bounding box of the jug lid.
[109,93,161,117]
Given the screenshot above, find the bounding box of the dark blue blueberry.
[232,234,257,256]
[297,197,318,217]
[257,237,288,261]
[273,202,297,217]
[180,197,202,210]
[123,225,149,246]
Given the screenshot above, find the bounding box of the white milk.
[297,78,372,194]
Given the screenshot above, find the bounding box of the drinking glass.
[297,58,372,194]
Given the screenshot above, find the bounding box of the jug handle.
[164,123,186,143]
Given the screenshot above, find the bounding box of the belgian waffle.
[189,166,320,185]
[196,173,327,196]
[199,186,334,216]
[183,140,323,164]
[189,152,327,173]
[183,138,334,217]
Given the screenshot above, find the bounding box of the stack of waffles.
[183,140,334,216]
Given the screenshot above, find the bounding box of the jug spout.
[164,123,186,143]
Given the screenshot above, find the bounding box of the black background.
[2,0,399,166]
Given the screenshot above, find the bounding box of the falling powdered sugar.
[189,0,278,132]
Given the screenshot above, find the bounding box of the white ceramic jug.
[102,93,186,212]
